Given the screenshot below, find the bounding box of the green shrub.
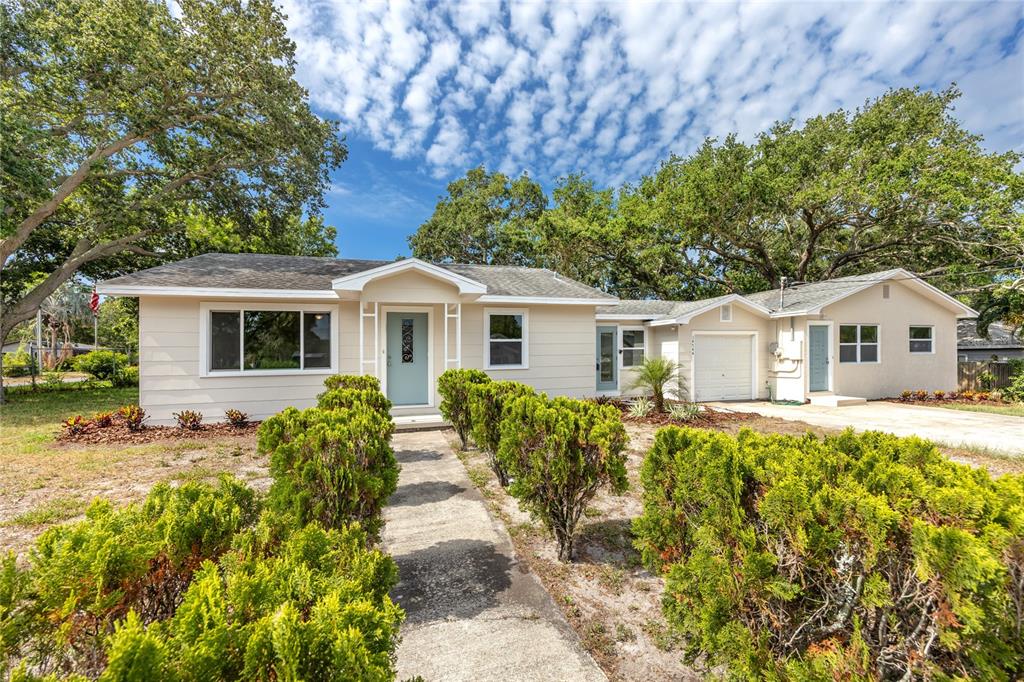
[98,522,402,681]
[1003,371,1024,402]
[1,347,36,377]
[2,476,258,676]
[468,381,535,486]
[437,368,491,449]
[317,386,393,417]
[323,373,382,392]
[498,395,628,561]
[110,365,139,387]
[258,406,398,539]
[633,426,1024,680]
[73,350,129,380]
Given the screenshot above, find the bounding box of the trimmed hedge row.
[633,426,1024,680]
[439,369,628,562]
[1,375,404,680]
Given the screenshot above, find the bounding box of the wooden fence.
[957,361,1014,391]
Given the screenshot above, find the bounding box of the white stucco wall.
[821,281,958,398]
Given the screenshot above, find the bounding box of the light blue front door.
[808,325,829,392]
[387,312,428,405]
[596,326,618,391]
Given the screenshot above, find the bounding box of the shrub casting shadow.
[388,480,467,507]
[391,539,513,624]
[576,517,638,566]
[396,448,444,464]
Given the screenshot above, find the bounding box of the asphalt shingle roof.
[957,320,1024,349]
[99,253,616,300]
[599,270,910,321]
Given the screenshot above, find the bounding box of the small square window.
[621,329,646,367]
[909,326,933,353]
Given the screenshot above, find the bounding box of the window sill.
[485,364,529,371]
[201,368,337,378]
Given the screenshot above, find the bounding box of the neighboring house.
[957,320,1024,361]
[598,269,976,406]
[98,256,975,424]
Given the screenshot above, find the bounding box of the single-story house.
[97,256,976,424]
[957,320,1024,362]
[600,269,977,405]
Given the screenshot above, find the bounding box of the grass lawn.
[932,401,1024,418]
[0,385,268,554]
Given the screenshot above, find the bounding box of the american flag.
[90,287,99,315]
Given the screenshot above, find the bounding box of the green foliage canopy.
[0,0,346,342]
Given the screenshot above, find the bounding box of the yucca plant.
[628,357,683,413]
[627,396,654,418]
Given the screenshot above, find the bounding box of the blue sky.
[279,1,1024,259]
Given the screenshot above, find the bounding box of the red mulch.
[57,420,260,445]
[884,398,1004,408]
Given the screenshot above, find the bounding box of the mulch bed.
[57,420,260,445]
[884,398,1005,408]
[604,400,761,428]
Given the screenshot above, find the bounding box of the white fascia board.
[595,313,656,321]
[802,269,978,318]
[95,285,339,300]
[675,294,771,323]
[331,257,487,295]
[476,295,618,305]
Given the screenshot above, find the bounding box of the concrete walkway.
[382,430,605,682]
[710,401,1023,455]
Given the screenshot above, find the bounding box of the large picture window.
[621,328,646,367]
[839,324,879,364]
[205,306,334,374]
[485,309,527,368]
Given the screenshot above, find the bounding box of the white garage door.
[693,334,753,401]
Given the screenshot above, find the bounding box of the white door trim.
[690,330,758,401]
[380,305,435,408]
[806,321,834,393]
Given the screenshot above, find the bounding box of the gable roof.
[597,269,977,322]
[97,253,617,302]
[957,320,1024,350]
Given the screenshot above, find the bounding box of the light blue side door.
[808,325,829,392]
[596,326,618,391]
[386,312,428,406]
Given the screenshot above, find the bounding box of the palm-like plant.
[628,356,684,413]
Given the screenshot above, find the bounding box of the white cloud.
[284,0,1024,184]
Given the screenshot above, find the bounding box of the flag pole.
[90,287,100,350]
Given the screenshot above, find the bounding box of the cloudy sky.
[279,0,1024,258]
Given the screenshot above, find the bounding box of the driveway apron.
[711,401,1023,455]
[382,430,606,682]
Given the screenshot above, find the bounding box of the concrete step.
[393,414,448,431]
[808,394,867,407]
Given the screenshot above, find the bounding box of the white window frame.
[838,323,881,364]
[619,326,646,368]
[908,325,934,354]
[199,302,339,377]
[720,303,732,322]
[484,308,528,370]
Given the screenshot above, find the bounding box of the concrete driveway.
[382,430,605,682]
[710,401,1023,456]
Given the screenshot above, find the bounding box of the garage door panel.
[693,335,753,401]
